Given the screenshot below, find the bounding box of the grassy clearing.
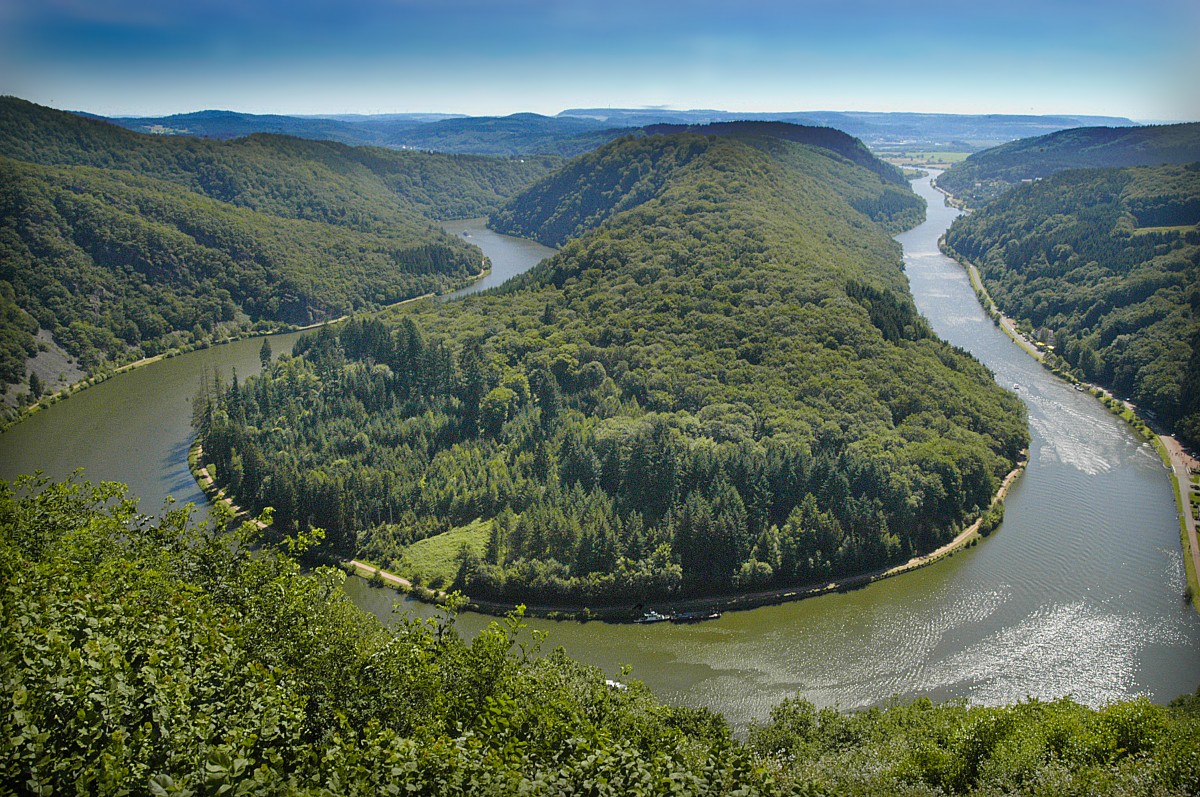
[398,518,490,588]
[1133,224,1196,235]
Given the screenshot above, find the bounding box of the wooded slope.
[491,123,921,245]
[943,163,1200,448]
[937,123,1200,206]
[0,98,556,402]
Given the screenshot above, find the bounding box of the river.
[2,184,1196,730]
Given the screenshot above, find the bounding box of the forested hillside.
[943,163,1200,448]
[5,474,1198,795]
[491,123,922,246]
[198,129,1027,605]
[2,98,560,225]
[0,98,556,404]
[936,123,1200,206]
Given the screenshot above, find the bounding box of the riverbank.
[1,323,315,435]
[938,209,1200,613]
[929,174,969,210]
[939,238,1046,362]
[188,442,270,532]
[0,267,497,437]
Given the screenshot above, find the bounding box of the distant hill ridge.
[83,105,625,157]
[563,108,1138,149]
[73,102,1142,157]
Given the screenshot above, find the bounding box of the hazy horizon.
[2,0,1197,123]
[79,105,1174,126]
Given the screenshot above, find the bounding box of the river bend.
[3,187,1196,729]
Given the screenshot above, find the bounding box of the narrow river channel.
[2,184,1196,731]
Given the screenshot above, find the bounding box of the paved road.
[1162,435,1200,606]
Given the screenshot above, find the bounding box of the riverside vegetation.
[941,163,1200,451]
[4,474,1200,795]
[196,124,1028,606]
[0,97,558,407]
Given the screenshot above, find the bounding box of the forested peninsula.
[0,98,557,409]
[197,125,1028,607]
[942,163,1200,450]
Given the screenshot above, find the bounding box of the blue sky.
[2,0,1196,120]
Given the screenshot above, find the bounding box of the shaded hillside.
[942,163,1200,447]
[937,123,1200,206]
[200,130,1026,604]
[0,157,479,371]
[0,98,555,403]
[491,125,922,246]
[488,134,715,246]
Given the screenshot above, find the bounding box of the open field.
[398,518,491,587]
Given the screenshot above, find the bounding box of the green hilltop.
[490,122,922,246]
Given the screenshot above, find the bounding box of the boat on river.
[633,608,722,624]
[671,610,722,624]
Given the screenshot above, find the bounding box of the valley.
[3,97,1198,795]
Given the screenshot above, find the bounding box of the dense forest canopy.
[936,122,1200,206]
[943,163,1200,449]
[198,128,1027,605]
[4,474,1199,795]
[492,123,922,246]
[0,97,557,406]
